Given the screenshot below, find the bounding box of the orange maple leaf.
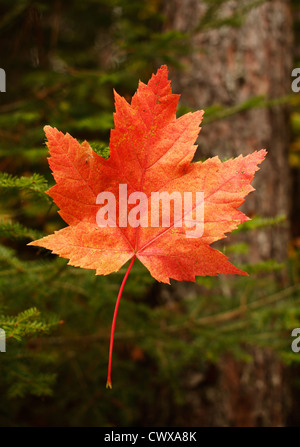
[28,65,266,387]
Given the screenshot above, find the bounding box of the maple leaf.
[28,65,267,388]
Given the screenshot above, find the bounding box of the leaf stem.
[106,255,136,389]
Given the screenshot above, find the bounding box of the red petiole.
[106,255,136,389]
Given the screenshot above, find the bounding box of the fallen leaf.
[28,65,267,387]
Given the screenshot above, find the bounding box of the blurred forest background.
[1,0,300,427]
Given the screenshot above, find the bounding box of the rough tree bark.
[160,0,294,426]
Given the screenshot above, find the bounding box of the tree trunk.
[163,0,292,265]
[161,0,293,426]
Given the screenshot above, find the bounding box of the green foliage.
[234,215,287,233]
[0,307,59,341]
[195,0,268,32]
[0,221,44,241]
[203,94,294,125]
[85,142,110,159]
[0,173,48,195]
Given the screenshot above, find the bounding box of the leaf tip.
[43,124,53,134]
[261,148,268,157]
[158,64,169,73]
[257,148,268,162]
[27,240,37,247]
[106,380,112,390]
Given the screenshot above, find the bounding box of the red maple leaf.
[29,65,267,388]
